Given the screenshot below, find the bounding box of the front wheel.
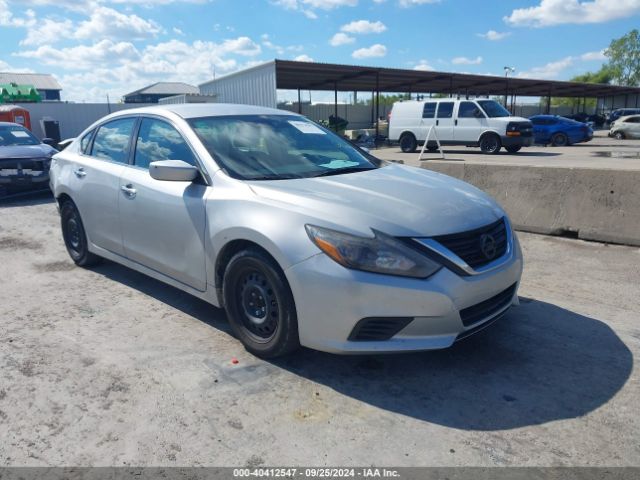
[479,133,501,154]
[60,200,101,267]
[614,131,625,140]
[505,145,521,153]
[223,248,300,358]
[551,132,569,146]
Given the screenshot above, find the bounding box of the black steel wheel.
[479,133,501,154]
[614,131,625,140]
[399,133,417,153]
[60,200,101,267]
[223,248,299,358]
[551,132,569,146]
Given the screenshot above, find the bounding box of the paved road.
[375,131,640,170]
[1,195,639,466]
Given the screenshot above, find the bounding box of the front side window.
[91,118,136,163]
[189,115,381,181]
[422,103,436,118]
[80,130,94,154]
[134,118,197,169]
[477,100,511,118]
[0,125,40,146]
[458,102,484,119]
[436,102,454,119]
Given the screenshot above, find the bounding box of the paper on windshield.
[10,131,30,138]
[288,121,325,135]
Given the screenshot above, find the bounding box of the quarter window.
[133,118,197,169]
[91,118,136,163]
[80,130,94,154]
[436,102,454,119]
[458,102,483,118]
[422,102,437,118]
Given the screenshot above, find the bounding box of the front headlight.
[305,225,441,279]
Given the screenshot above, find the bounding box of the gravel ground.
[0,193,639,467]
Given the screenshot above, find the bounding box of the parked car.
[50,104,523,358]
[388,99,533,154]
[609,115,640,139]
[0,122,57,195]
[529,115,593,146]
[607,108,640,125]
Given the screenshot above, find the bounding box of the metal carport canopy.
[273,59,640,98]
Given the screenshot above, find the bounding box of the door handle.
[455,119,458,126]
[436,120,439,126]
[73,167,86,178]
[120,184,137,198]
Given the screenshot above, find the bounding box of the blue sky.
[1,0,639,103]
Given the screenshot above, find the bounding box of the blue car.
[529,115,594,146]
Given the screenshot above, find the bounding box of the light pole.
[504,66,515,109]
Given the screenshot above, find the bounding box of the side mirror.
[42,137,56,146]
[149,160,199,182]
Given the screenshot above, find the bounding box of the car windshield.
[188,115,381,181]
[0,125,40,147]
[477,100,511,118]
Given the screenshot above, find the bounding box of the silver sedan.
[49,104,523,358]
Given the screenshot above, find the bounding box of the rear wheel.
[223,248,300,358]
[479,133,501,154]
[551,132,569,146]
[399,133,417,153]
[60,200,101,267]
[505,145,521,153]
[614,131,625,140]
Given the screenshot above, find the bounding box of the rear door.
[418,101,437,141]
[71,117,137,256]
[625,116,640,138]
[435,101,455,142]
[454,101,487,143]
[118,116,208,291]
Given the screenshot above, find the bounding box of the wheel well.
[56,193,73,208]
[214,239,281,307]
[479,131,500,141]
[399,131,416,140]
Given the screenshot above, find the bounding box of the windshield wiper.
[309,166,375,178]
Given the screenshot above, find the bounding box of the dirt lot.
[1,194,639,467]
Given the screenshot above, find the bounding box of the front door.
[118,117,208,291]
[454,101,487,143]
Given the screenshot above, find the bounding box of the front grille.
[348,317,413,341]
[433,217,508,269]
[459,283,517,327]
[0,158,50,171]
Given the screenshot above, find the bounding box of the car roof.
[108,103,297,120]
[0,121,25,127]
[618,115,640,121]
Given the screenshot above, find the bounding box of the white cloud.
[413,60,433,71]
[352,43,387,59]
[340,19,387,34]
[173,27,184,36]
[517,48,608,79]
[273,0,357,17]
[16,40,141,70]
[75,6,162,41]
[451,56,483,65]
[580,50,606,61]
[504,0,640,27]
[21,17,74,46]
[294,54,314,62]
[219,36,262,56]
[0,59,34,73]
[399,0,440,6]
[329,32,355,46]
[477,30,511,41]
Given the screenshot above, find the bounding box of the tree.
[604,29,640,86]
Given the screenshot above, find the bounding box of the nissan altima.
[49,104,523,358]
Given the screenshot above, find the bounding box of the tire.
[427,143,439,152]
[505,145,521,153]
[60,200,102,267]
[551,132,569,146]
[399,133,417,153]
[479,133,501,155]
[223,248,300,358]
[614,131,625,140]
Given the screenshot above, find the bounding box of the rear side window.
[91,118,136,163]
[625,116,640,123]
[80,130,94,154]
[437,102,454,119]
[422,103,437,118]
[458,102,483,118]
[134,118,197,169]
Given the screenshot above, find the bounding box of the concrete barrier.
[421,162,640,247]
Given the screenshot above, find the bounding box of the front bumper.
[501,135,533,147]
[285,234,523,354]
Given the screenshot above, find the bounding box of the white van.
[388,99,533,154]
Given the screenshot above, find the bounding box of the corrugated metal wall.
[279,103,392,129]
[15,103,153,140]
[199,62,277,108]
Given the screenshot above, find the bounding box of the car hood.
[247,163,505,237]
[0,144,56,159]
